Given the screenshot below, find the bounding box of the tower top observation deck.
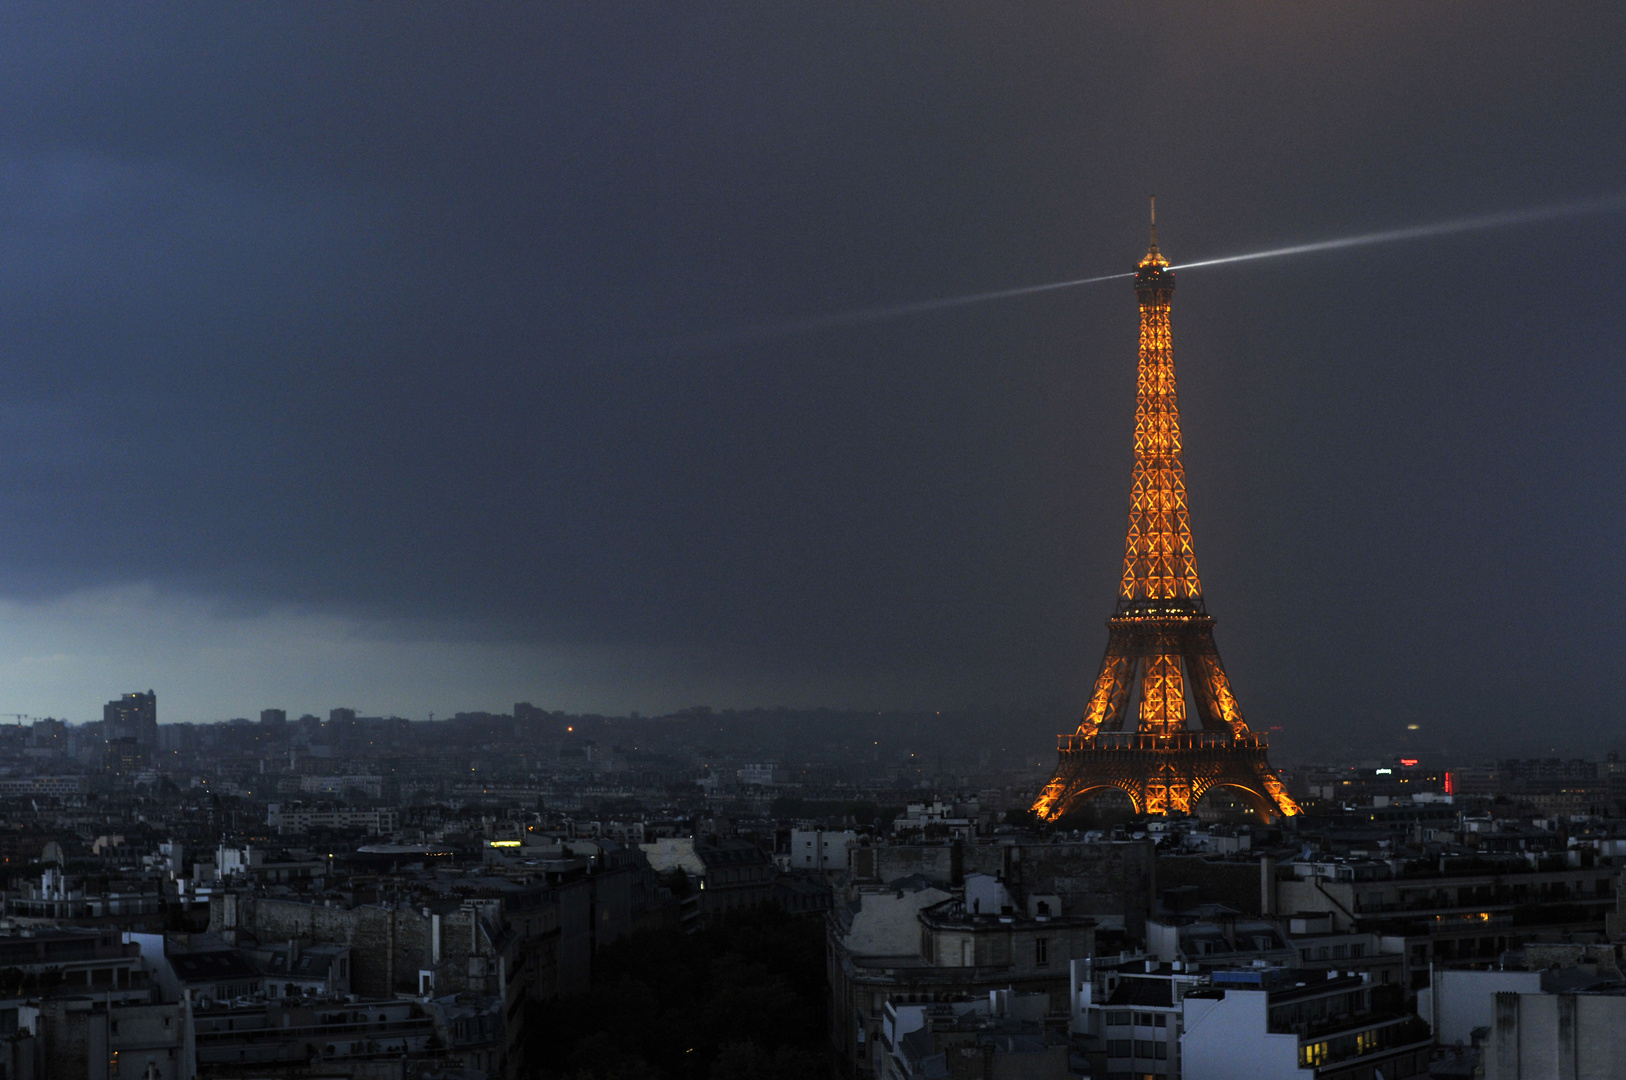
[1135,196,1175,294]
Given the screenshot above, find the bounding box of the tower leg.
[1076,636,1137,738]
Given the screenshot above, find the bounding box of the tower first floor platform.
[1033,732,1299,821]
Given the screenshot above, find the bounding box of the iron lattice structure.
[1032,205,1300,822]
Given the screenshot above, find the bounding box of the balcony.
[1057,733,1266,752]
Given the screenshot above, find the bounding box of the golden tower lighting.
[1032,200,1300,822]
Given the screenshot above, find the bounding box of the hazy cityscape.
[1,692,1625,1076]
[0,6,1624,1080]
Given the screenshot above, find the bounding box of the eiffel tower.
[1032,202,1300,822]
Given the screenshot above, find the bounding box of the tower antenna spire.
[1148,195,1158,252]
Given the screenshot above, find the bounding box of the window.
[1107,1011,1131,1026]
[1107,1039,1131,1057]
[1035,938,1048,966]
[1155,1042,1168,1060]
[1134,1040,1155,1057]
[1154,1014,1166,1028]
[1351,944,1365,958]
[1134,1012,1154,1026]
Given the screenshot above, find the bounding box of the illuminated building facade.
[104,689,157,749]
[1033,204,1300,822]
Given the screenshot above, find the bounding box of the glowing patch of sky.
[722,193,1626,342]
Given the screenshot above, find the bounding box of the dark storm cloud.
[0,6,1621,748]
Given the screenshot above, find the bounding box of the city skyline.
[0,11,1623,1079]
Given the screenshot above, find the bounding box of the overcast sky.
[0,6,1621,755]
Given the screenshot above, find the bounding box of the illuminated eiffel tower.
[1032,202,1300,822]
